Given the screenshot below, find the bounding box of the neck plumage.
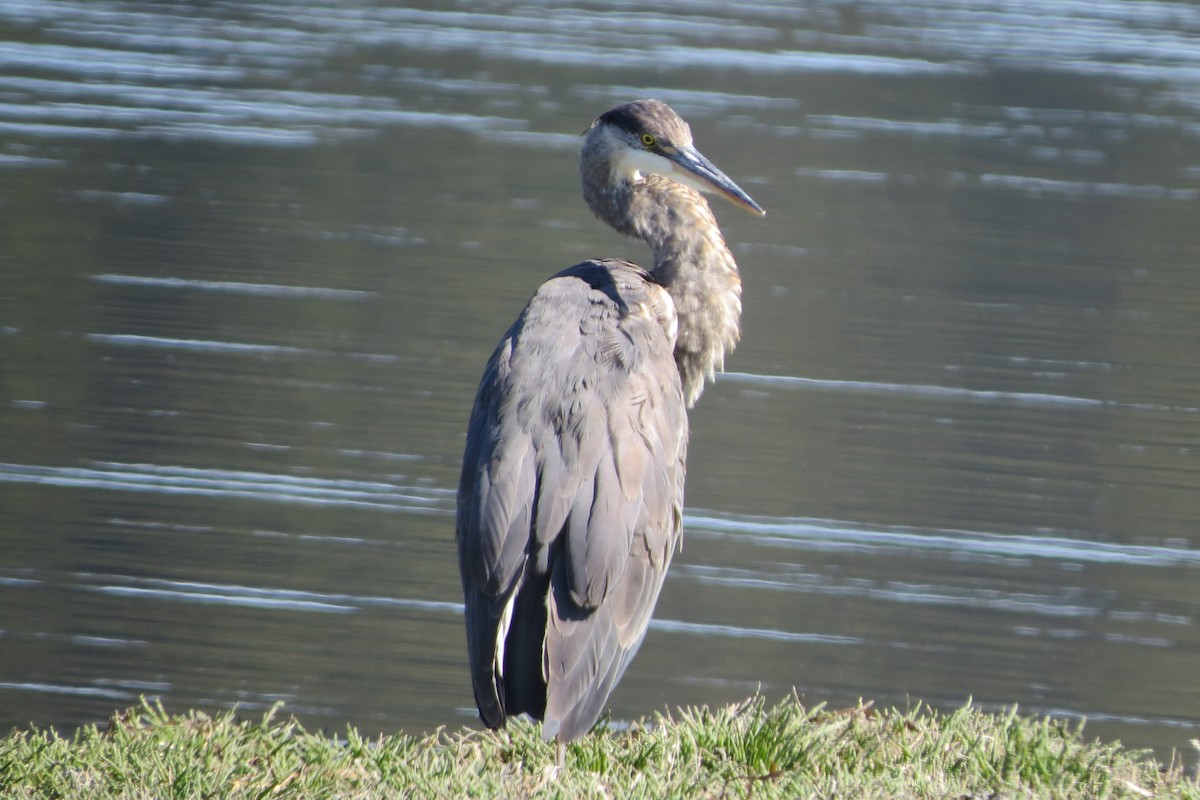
[583,170,742,407]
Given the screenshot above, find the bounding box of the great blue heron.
[456,99,764,744]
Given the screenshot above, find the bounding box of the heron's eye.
[641,133,656,148]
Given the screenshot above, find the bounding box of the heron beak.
[668,144,766,216]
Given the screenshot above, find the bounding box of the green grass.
[2,695,1196,798]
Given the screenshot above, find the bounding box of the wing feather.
[457,259,687,740]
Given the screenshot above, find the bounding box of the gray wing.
[456,259,687,741]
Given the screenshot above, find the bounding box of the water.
[2,0,1199,760]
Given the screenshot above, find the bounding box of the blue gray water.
[1,0,1198,760]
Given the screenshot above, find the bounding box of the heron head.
[586,99,765,216]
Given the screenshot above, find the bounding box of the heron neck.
[587,175,743,407]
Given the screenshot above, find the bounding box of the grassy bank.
[1,695,1196,799]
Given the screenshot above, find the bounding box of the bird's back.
[456,258,688,741]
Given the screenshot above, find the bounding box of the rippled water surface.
[2,0,1199,759]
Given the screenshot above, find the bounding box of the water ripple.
[719,371,1200,414]
[0,462,454,515]
[675,564,1102,619]
[686,509,1200,567]
[979,172,1200,201]
[650,618,863,646]
[91,274,376,301]
[78,574,463,616]
[0,681,136,701]
[85,333,397,363]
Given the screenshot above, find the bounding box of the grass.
[1,694,1197,799]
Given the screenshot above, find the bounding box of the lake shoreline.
[3,694,1197,798]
